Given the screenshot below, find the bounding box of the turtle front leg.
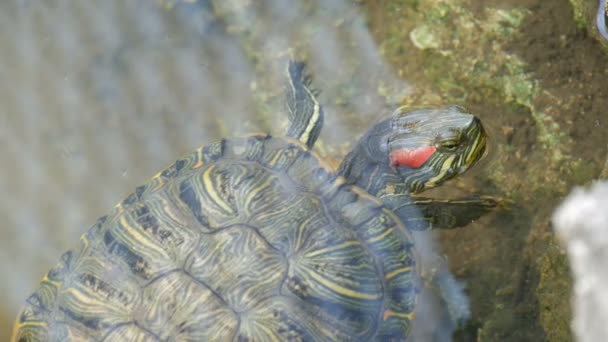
[380,193,499,331]
[380,194,500,230]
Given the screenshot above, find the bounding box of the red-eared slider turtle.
[12,61,490,341]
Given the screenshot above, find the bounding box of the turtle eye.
[443,142,458,149]
[439,140,459,151]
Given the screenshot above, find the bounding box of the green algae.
[535,233,573,341]
[407,1,569,166]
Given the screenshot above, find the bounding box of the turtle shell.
[13,134,419,341]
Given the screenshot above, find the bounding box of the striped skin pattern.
[388,108,487,193]
[284,62,322,149]
[339,106,487,197]
[335,105,489,237]
[13,134,419,341]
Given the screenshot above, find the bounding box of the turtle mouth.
[461,117,488,168]
[467,131,488,166]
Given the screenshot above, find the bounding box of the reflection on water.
[0,0,413,339]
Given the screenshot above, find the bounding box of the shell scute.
[13,135,418,341]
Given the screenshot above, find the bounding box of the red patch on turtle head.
[389,146,436,169]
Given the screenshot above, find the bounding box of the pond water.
[1,0,606,340]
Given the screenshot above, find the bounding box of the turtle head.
[338,106,487,195]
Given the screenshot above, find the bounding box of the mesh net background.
[0,0,469,339]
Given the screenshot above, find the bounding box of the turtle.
[12,60,491,341]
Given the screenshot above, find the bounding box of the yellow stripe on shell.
[40,274,60,287]
[384,267,412,280]
[251,320,281,342]
[305,269,381,300]
[303,240,361,258]
[202,165,234,214]
[118,215,167,259]
[192,147,205,169]
[267,149,284,168]
[295,214,316,252]
[150,173,167,191]
[349,186,384,206]
[366,227,394,244]
[383,310,415,320]
[10,321,48,342]
[244,177,274,212]
[19,322,46,327]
